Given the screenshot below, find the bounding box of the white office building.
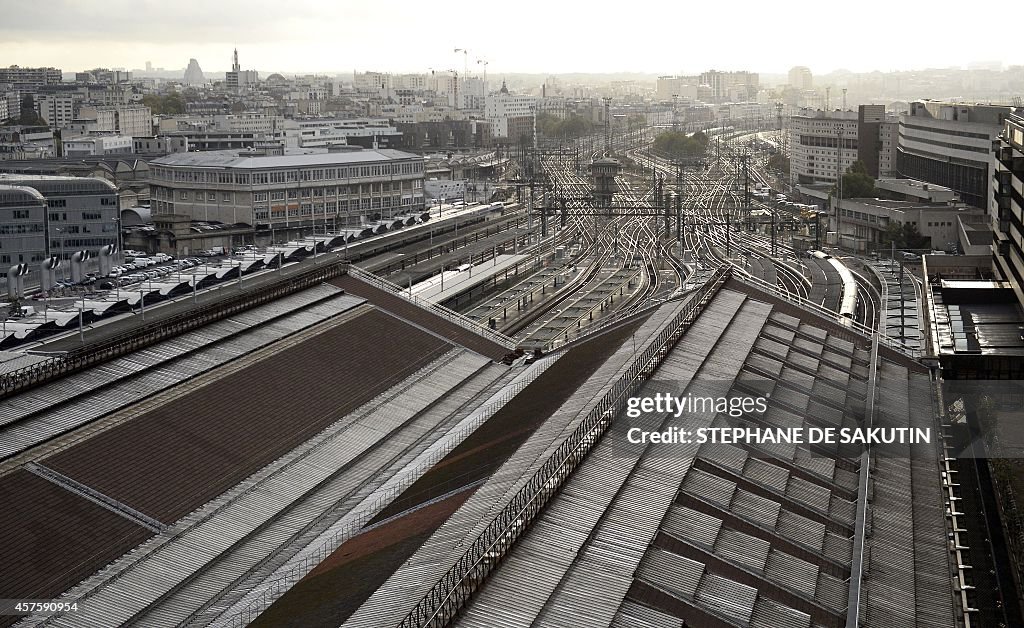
[280,119,400,149]
[148,146,426,230]
[484,83,537,139]
[789,105,898,186]
[34,93,77,128]
[788,66,813,91]
[354,71,392,94]
[63,135,134,156]
[655,76,702,102]
[212,113,284,135]
[76,105,153,139]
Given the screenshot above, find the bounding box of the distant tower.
[603,97,611,153]
[225,48,255,94]
[788,66,813,91]
[592,156,621,209]
[184,58,205,85]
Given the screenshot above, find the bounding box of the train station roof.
[0,269,953,628]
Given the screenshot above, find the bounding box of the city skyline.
[1,0,1019,76]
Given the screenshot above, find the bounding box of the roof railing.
[730,265,923,359]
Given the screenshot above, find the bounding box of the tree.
[879,221,930,251]
[559,116,592,138]
[162,93,185,114]
[836,159,876,199]
[535,112,560,137]
[141,94,161,113]
[652,130,706,160]
[142,93,186,115]
[535,113,594,139]
[627,114,646,132]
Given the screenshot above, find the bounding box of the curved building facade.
[897,101,1010,209]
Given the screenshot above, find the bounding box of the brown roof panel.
[0,470,153,611]
[45,308,451,524]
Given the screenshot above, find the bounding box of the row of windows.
[152,161,423,184]
[841,209,880,224]
[896,150,987,209]
[798,136,858,149]
[49,237,115,248]
[45,211,114,222]
[0,253,46,263]
[898,130,990,155]
[169,182,415,203]
[901,121,991,141]
[0,224,44,235]
[251,195,418,220]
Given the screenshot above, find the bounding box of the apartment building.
[699,70,759,102]
[484,82,537,139]
[0,66,62,88]
[789,105,898,186]
[992,110,1024,307]
[76,105,153,139]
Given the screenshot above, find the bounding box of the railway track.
[635,144,882,331]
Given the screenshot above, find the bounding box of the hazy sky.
[0,0,1014,77]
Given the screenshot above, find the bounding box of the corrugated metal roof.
[0,287,363,464]
[44,350,489,628]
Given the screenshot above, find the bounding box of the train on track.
[810,251,858,323]
[703,126,736,137]
[341,202,517,265]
